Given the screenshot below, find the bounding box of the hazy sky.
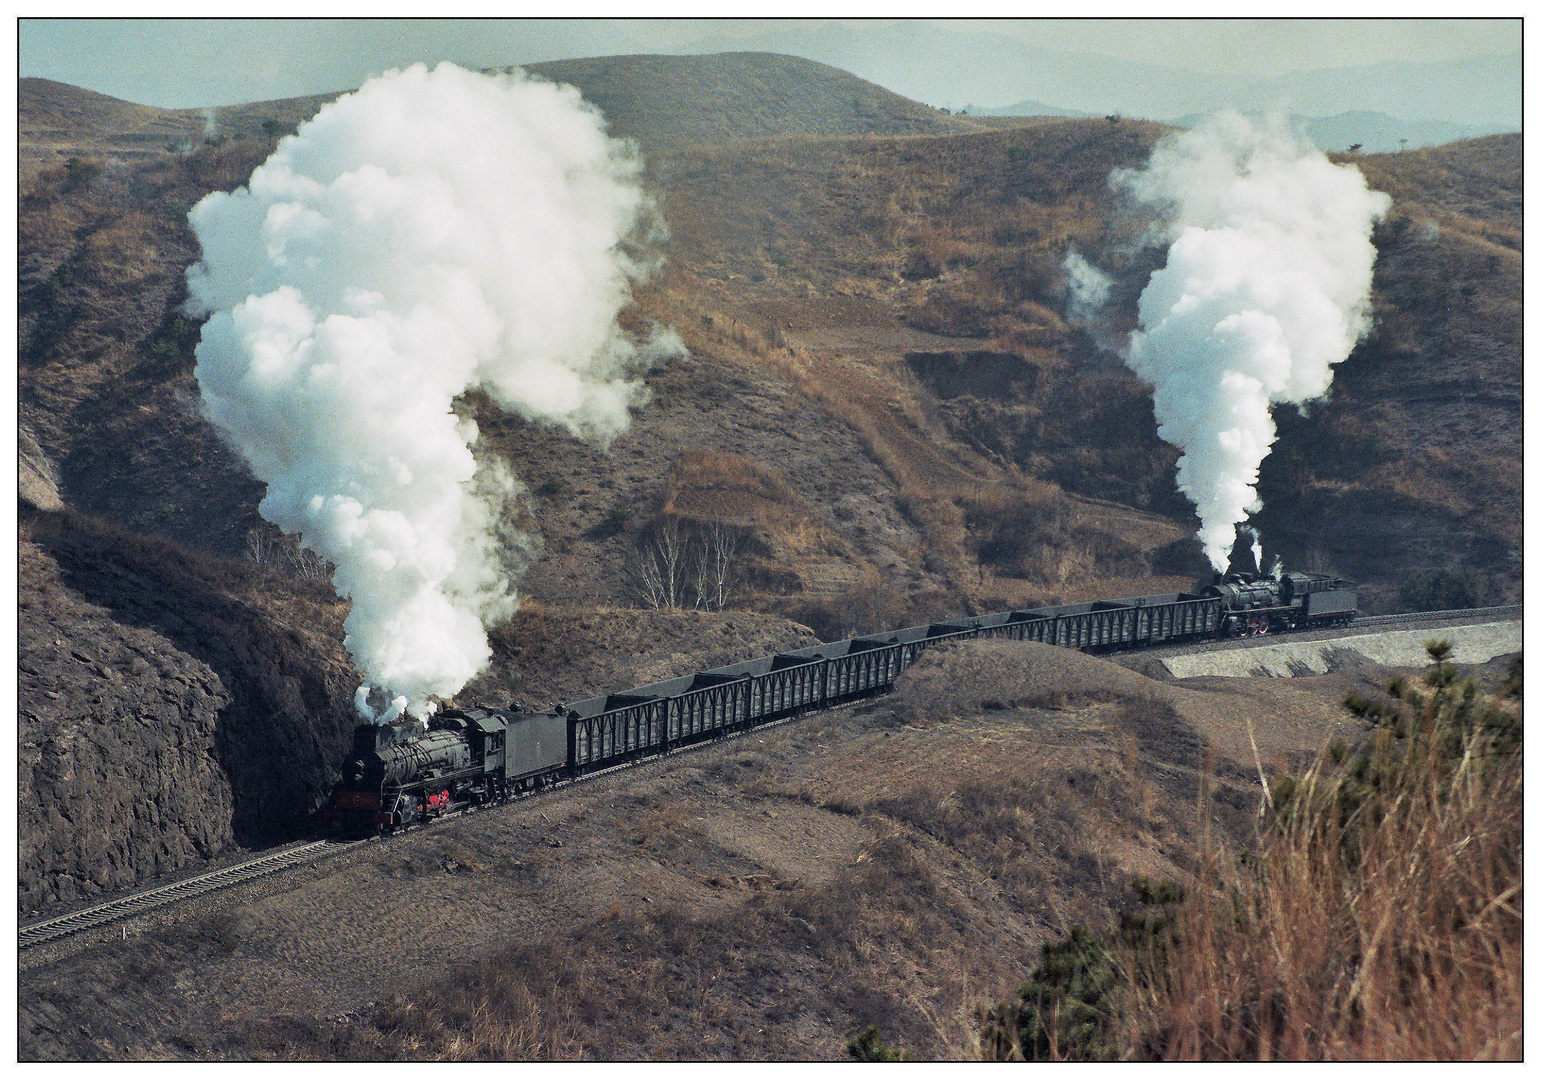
[17,17,1523,110]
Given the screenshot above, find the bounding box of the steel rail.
[1353,605,1522,628]
[19,839,353,950]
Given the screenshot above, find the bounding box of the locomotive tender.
[320,569,1355,834]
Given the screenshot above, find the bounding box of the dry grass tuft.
[1121,652,1523,1060]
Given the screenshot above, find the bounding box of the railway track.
[19,838,356,950]
[17,698,832,953]
[1353,604,1522,629]
[22,604,1519,953]
[1125,604,1522,665]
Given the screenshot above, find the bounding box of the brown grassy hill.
[19,78,201,185]
[19,132,269,557]
[647,123,1522,610]
[651,118,1186,515]
[20,639,1380,1059]
[524,52,979,153]
[19,78,335,189]
[1254,135,1522,598]
[17,60,1520,615]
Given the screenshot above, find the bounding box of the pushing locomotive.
[320,565,1356,835]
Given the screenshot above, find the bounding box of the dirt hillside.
[21,639,1396,1060]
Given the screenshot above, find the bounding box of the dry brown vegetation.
[1127,650,1522,1060]
[984,644,1522,1061]
[640,276,1191,614]
[317,829,1018,1060]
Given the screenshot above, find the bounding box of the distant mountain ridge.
[965,95,1515,154]
[961,100,1091,120]
[680,22,1520,132]
[683,23,1217,121]
[1222,110,1512,154]
[1249,54,1519,128]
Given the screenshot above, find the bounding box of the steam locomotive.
[319,568,1356,834]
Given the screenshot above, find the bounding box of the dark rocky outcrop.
[19,508,358,913]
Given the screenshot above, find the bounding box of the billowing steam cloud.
[1107,112,1389,570]
[185,62,681,722]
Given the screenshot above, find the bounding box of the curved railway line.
[18,699,827,952]
[1122,604,1522,665]
[19,604,1520,953]
[19,839,349,951]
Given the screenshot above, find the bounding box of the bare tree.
[698,522,743,611]
[245,527,282,573]
[690,531,713,610]
[288,543,333,583]
[628,542,671,608]
[246,525,333,584]
[629,519,743,611]
[627,518,689,609]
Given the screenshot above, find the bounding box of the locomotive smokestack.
[185,62,684,722]
[1111,112,1389,571]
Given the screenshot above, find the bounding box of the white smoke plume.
[185,62,679,722]
[1111,112,1389,570]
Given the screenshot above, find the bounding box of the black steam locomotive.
[321,706,567,832]
[319,568,1356,834]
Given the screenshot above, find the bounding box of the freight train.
[319,568,1356,834]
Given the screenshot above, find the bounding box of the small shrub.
[586,503,633,540]
[786,579,911,641]
[847,1025,910,1061]
[62,156,102,191]
[982,926,1122,1061]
